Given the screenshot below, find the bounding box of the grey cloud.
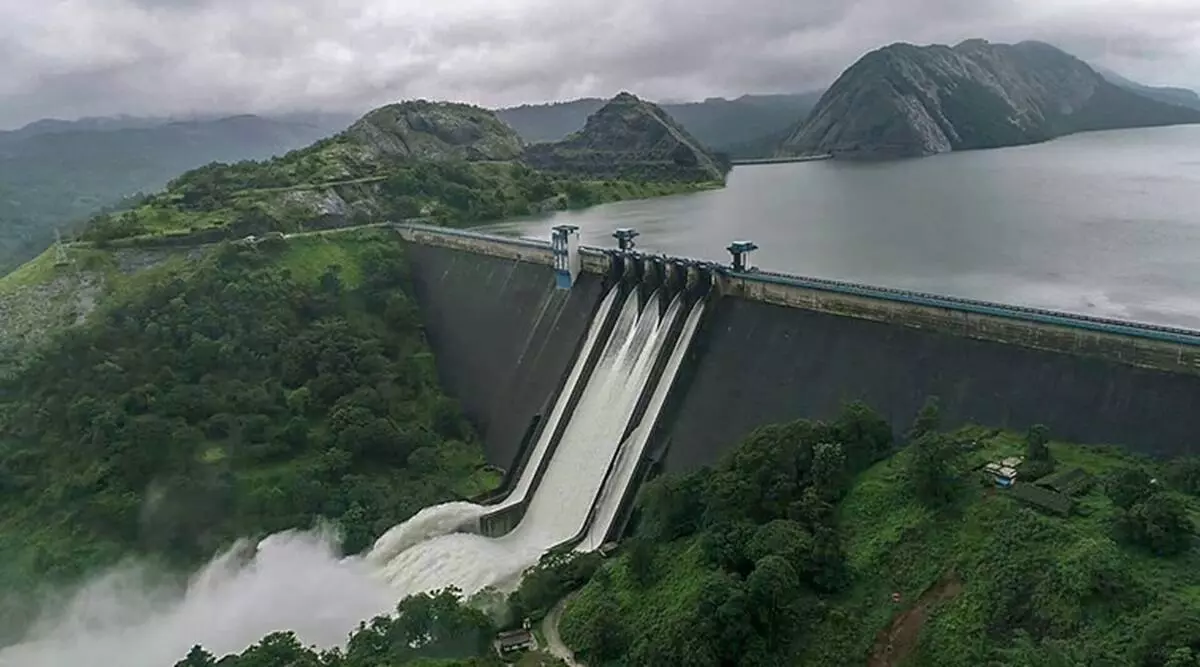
[1,0,1199,128]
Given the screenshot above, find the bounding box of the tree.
[1166,647,1200,667]
[1104,467,1155,509]
[637,469,707,541]
[174,646,216,667]
[746,555,803,651]
[1023,424,1056,481]
[907,432,958,507]
[573,592,626,663]
[625,536,657,587]
[748,519,815,574]
[1120,493,1193,556]
[832,400,894,470]
[812,442,849,500]
[907,396,941,442]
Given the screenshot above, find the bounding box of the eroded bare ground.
[868,574,964,667]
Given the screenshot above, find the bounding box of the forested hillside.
[0,232,496,621]
[189,396,1200,666]
[0,113,353,275]
[558,401,1200,666]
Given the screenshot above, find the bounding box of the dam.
[9,221,1200,666]
[358,224,712,597]
[399,221,1200,479]
[341,219,1200,597]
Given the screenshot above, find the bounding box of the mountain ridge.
[496,92,821,157]
[779,39,1200,159]
[1091,65,1200,111]
[0,112,356,274]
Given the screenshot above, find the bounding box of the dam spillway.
[397,221,1200,474]
[367,246,708,596]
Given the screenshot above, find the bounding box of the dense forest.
[0,232,496,606]
[561,400,1200,666]
[186,397,1200,666]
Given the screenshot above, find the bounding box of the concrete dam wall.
[659,297,1200,473]
[404,242,603,468]
[399,224,1200,486]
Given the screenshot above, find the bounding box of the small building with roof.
[494,628,536,658]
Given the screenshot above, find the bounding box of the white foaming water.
[580,295,704,551]
[366,501,489,566]
[0,284,698,665]
[377,287,672,597]
[497,286,622,511]
[0,529,393,667]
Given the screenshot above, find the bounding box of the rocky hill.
[523,92,730,182]
[69,96,719,247]
[1093,65,1200,111]
[496,92,821,158]
[344,100,524,161]
[780,39,1200,159]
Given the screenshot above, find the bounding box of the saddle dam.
[9,221,1200,666]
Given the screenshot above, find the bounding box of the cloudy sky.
[1,0,1198,128]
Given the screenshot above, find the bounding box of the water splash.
[0,529,391,667]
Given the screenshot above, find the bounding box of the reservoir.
[482,125,1200,329]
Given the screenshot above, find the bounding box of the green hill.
[558,406,1200,666]
[73,97,720,247]
[0,113,354,275]
[0,231,499,638]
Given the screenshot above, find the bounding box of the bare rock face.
[523,92,729,182]
[345,100,524,162]
[780,39,1200,159]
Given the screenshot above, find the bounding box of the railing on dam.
[391,222,1200,351]
[735,268,1200,348]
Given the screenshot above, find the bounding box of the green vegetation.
[0,114,349,275]
[558,401,1200,666]
[74,99,723,247]
[174,588,543,667]
[78,142,712,245]
[0,232,495,599]
[560,402,893,666]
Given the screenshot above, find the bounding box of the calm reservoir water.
[481,125,1200,329]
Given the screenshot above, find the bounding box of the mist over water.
[0,529,390,667]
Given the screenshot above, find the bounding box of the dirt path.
[542,592,584,667]
[868,574,963,667]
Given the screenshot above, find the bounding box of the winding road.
[542,593,583,667]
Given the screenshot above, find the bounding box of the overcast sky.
[1,0,1198,129]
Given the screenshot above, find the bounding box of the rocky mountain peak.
[520,92,726,182]
[778,39,1200,159]
[344,100,524,162]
